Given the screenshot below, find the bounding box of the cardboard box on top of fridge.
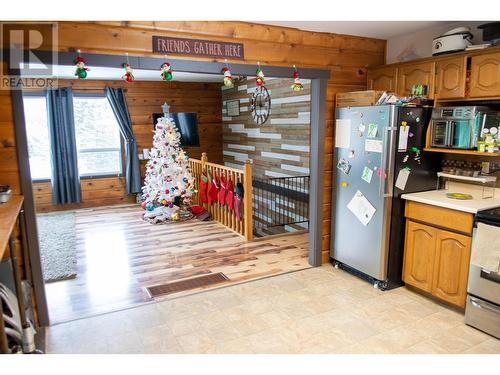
[336,90,385,108]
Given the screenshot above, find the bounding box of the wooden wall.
[221,77,310,178]
[27,79,222,212]
[1,21,386,262]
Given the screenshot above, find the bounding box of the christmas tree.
[141,113,195,221]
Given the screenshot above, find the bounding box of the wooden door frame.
[8,50,329,326]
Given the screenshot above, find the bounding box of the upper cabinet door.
[397,61,436,99]
[435,56,467,99]
[367,66,398,92]
[431,229,472,308]
[470,52,500,98]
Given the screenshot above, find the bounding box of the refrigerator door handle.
[379,126,395,198]
[379,127,388,197]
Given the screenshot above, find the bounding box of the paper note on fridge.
[335,119,351,149]
[395,168,411,190]
[347,190,377,226]
[364,139,383,153]
[398,126,410,152]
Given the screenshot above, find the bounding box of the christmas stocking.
[207,171,214,206]
[234,196,241,220]
[208,172,219,205]
[218,175,227,206]
[226,177,234,210]
[234,182,245,221]
[199,173,208,204]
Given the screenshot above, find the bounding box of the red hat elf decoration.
[73,50,89,79]
[222,59,234,87]
[122,53,134,83]
[160,62,173,81]
[255,62,265,87]
[291,65,304,91]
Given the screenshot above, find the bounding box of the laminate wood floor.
[44,205,310,324]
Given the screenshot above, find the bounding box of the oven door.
[431,120,450,147]
[450,120,474,149]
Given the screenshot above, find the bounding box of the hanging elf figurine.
[122,63,134,83]
[222,60,234,87]
[73,51,89,79]
[160,62,173,81]
[255,62,265,87]
[291,65,304,91]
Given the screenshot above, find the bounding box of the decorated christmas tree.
[141,105,195,222]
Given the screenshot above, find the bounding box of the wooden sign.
[153,36,244,59]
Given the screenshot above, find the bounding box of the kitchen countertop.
[402,183,500,214]
[0,196,23,259]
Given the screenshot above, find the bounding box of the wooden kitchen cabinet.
[403,221,436,293]
[432,229,472,307]
[396,61,436,99]
[469,51,500,98]
[403,201,473,308]
[367,65,398,92]
[435,56,467,99]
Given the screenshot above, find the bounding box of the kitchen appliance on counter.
[430,106,493,149]
[432,27,474,56]
[332,105,440,289]
[465,207,500,339]
[478,22,500,46]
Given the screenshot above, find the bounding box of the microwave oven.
[430,106,491,149]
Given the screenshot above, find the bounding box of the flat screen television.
[152,112,200,147]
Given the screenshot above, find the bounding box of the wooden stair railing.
[188,153,253,241]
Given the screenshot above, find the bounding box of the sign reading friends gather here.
[152,36,245,59]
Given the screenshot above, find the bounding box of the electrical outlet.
[481,162,491,174]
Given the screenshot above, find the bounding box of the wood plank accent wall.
[221,77,310,178]
[1,21,386,263]
[27,79,222,212]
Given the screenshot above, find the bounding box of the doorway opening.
[15,57,327,324]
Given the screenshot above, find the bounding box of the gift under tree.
[141,106,195,222]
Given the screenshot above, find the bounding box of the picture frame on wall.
[226,99,240,117]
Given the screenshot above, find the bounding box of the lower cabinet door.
[431,228,472,307]
[403,221,437,293]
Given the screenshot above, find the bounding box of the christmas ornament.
[222,59,234,87]
[146,202,154,211]
[73,51,89,79]
[160,62,173,81]
[291,65,304,91]
[141,201,147,210]
[171,212,180,221]
[122,54,134,83]
[122,63,134,83]
[255,62,265,87]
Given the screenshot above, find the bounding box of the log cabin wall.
[0,21,386,263]
[222,76,310,178]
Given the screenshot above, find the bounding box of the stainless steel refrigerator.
[331,105,439,289]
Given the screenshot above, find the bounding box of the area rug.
[36,212,77,283]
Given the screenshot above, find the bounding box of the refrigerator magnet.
[341,181,349,187]
[361,166,373,184]
[357,123,365,137]
[337,158,351,175]
[348,149,355,158]
[367,123,378,138]
[403,155,409,163]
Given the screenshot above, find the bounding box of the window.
[23,94,123,180]
[73,96,122,177]
[23,96,51,180]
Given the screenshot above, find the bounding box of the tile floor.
[45,265,500,354]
